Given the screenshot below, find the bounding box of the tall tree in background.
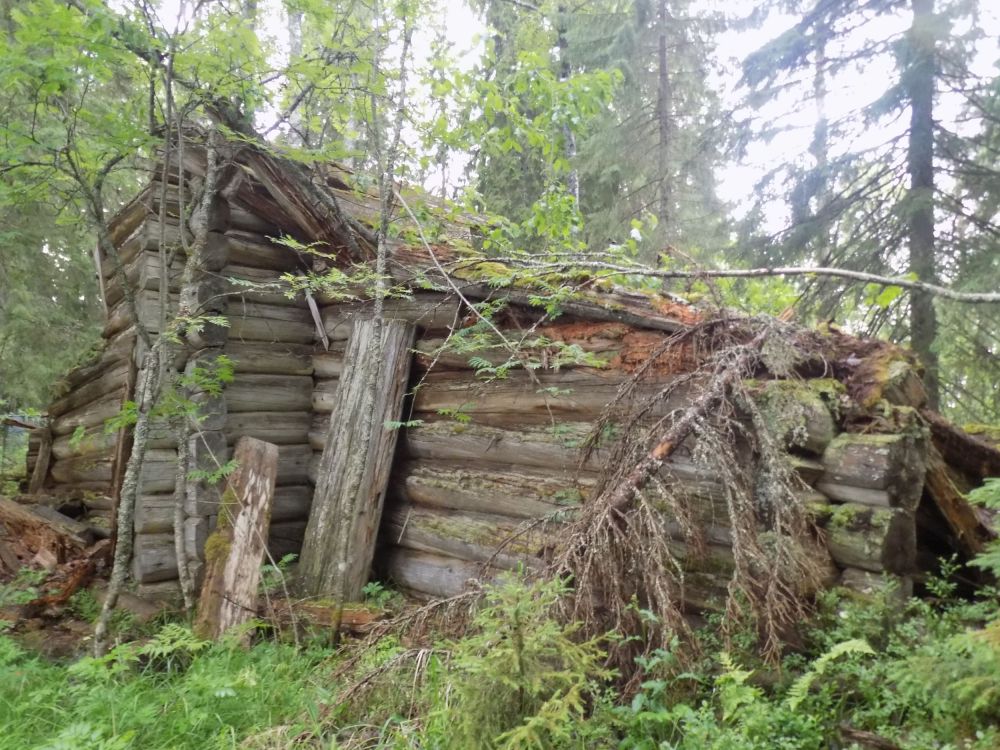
[741,0,997,415]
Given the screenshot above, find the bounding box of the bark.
[194,437,278,641]
[656,0,672,228]
[298,319,416,600]
[906,0,940,408]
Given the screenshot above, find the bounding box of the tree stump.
[299,318,416,600]
[194,437,278,640]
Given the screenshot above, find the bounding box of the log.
[0,498,90,563]
[226,230,302,271]
[194,437,279,640]
[227,302,316,344]
[410,369,688,428]
[309,415,328,450]
[275,444,314,486]
[395,459,592,519]
[225,375,314,413]
[413,333,619,372]
[60,329,136,391]
[312,379,340,413]
[811,501,916,574]
[132,533,178,583]
[312,350,345,378]
[383,547,486,599]
[225,341,314,375]
[817,433,928,510]
[48,364,129,419]
[223,264,310,307]
[134,494,176,534]
[921,446,992,556]
[104,248,185,308]
[270,485,313,522]
[384,504,550,571]
[403,419,610,473]
[50,455,113,487]
[320,294,461,340]
[299,319,416,600]
[750,379,838,455]
[52,429,117,461]
[838,567,913,600]
[224,411,312,446]
[137,449,180,494]
[51,391,128,436]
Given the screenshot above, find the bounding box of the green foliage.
[0,624,333,749]
[968,478,1000,578]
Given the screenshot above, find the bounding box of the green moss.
[203,532,231,565]
[964,423,1000,448]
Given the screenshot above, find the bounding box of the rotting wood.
[224,412,312,446]
[319,294,461,340]
[922,446,992,556]
[299,319,416,600]
[810,501,916,574]
[48,365,129,419]
[194,437,279,640]
[225,340,314,375]
[383,547,486,600]
[311,379,340,413]
[817,432,928,510]
[0,498,90,563]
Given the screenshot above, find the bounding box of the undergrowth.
[2,567,1000,749]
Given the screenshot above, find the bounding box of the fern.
[786,638,874,709]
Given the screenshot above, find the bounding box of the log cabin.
[23,135,997,607]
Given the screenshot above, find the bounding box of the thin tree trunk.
[906,0,940,409]
[557,5,579,203]
[656,0,672,230]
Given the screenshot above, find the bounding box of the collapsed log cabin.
[22,135,997,609]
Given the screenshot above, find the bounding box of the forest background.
[0,0,999,438]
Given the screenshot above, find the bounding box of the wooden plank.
[224,411,312,446]
[194,437,279,640]
[225,340,314,375]
[225,375,314,412]
[299,319,416,600]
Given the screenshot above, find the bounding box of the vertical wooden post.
[194,436,278,640]
[299,318,415,600]
[27,427,52,495]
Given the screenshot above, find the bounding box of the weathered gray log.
[384,504,549,571]
[395,460,592,519]
[403,419,609,473]
[320,294,461,340]
[132,533,179,583]
[810,501,916,574]
[137,449,181,494]
[224,412,312,446]
[227,302,316,344]
[226,230,302,271]
[51,392,128,436]
[413,334,619,372]
[311,379,340,413]
[274,444,314,486]
[410,369,687,427]
[309,415,329,451]
[194,437,279,640]
[60,329,136,391]
[223,264,309,307]
[134,494,177,534]
[312,350,345,378]
[817,432,928,510]
[52,430,118,461]
[299,319,416,600]
[104,248,185,308]
[48,364,129,419]
[225,375,314,412]
[838,567,914,600]
[225,341,314,375]
[50,455,113,486]
[270,485,313,522]
[383,547,486,599]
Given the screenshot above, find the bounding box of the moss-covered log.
[817,432,928,510]
[810,501,916,573]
